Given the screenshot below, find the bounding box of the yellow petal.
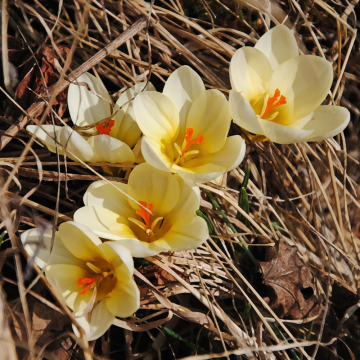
[140,137,173,172]
[255,25,299,70]
[26,125,64,155]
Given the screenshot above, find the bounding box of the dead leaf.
[257,240,320,319]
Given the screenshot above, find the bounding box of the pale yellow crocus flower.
[20,222,139,341]
[27,72,154,164]
[229,25,350,144]
[73,163,209,258]
[132,66,246,183]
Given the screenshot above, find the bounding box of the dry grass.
[0,0,360,359]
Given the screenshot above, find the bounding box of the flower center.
[96,119,115,135]
[128,201,164,242]
[174,127,204,166]
[77,262,113,295]
[260,89,287,120]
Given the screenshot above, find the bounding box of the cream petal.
[83,180,134,218]
[104,238,162,258]
[154,214,208,251]
[301,105,350,142]
[255,25,299,70]
[185,89,231,154]
[68,72,111,129]
[172,163,226,183]
[141,137,173,172]
[229,47,272,101]
[258,118,313,144]
[57,222,104,262]
[127,163,180,215]
[267,55,333,121]
[133,92,179,147]
[73,206,137,241]
[72,300,115,341]
[27,125,64,154]
[163,66,205,134]
[58,126,94,162]
[87,135,135,164]
[229,90,264,135]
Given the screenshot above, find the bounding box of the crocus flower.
[132,66,246,183]
[229,25,350,144]
[73,163,209,257]
[27,72,155,164]
[21,222,139,341]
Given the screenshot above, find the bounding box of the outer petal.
[255,25,299,70]
[229,47,272,101]
[103,238,162,258]
[185,89,231,154]
[267,55,333,122]
[58,126,94,162]
[127,163,180,215]
[73,206,137,241]
[141,137,173,172]
[27,125,64,154]
[20,228,80,269]
[83,180,134,218]
[111,82,155,148]
[57,222,104,262]
[154,214,208,251]
[163,66,205,134]
[258,118,313,144]
[68,72,111,130]
[229,90,264,134]
[87,135,135,164]
[72,301,115,341]
[133,92,179,147]
[301,105,350,142]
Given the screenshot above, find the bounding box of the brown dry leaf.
[137,264,190,286]
[258,240,320,319]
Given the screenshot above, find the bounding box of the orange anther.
[261,89,287,119]
[182,127,204,156]
[136,201,154,229]
[77,277,97,295]
[96,119,115,135]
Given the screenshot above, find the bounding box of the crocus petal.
[163,66,205,134]
[229,90,264,134]
[58,126,94,162]
[185,89,231,154]
[140,137,173,172]
[73,206,137,241]
[267,55,333,122]
[87,135,135,164]
[72,300,115,341]
[254,25,298,70]
[301,105,350,142]
[127,163,180,215]
[111,82,155,148]
[103,238,162,258]
[83,180,134,218]
[154,214,208,251]
[20,228,79,269]
[172,163,226,183]
[229,47,272,101]
[68,72,111,130]
[27,125,64,154]
[258,118,313,144]
[133,92,179,147]
[57,222,104,262]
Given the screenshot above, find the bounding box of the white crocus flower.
[229,25,350,144]
[132,66,246,183]
[73,163,209,258]
[21,222,139,341]
[27,72,155,164]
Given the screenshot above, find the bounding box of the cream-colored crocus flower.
[132,66,246,183]
[20,222,139,341]
[229,25,350,144]
[73,163,209,257]
[27,72,155,164]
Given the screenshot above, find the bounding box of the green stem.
[272,323,300,360]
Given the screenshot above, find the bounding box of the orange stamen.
[77,277,97,295]
[136,201,154,229]
[261,89,287,119]
[96,119,115,135]
[182,128,204,156]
